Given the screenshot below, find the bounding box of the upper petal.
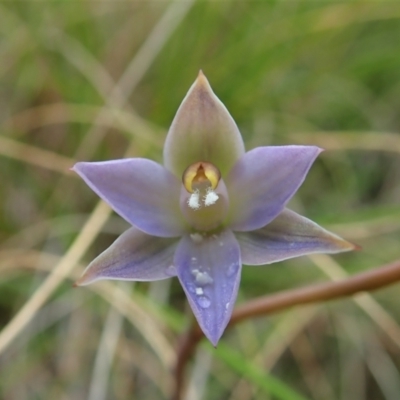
[75,227,178,285]
[163,71,245,177]
[174,229,241,346]
[226,146,322,231]
[236,208,357,266]
[73,158,185,237]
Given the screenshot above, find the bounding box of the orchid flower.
[73,71,355,345]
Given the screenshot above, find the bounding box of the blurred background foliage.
[1,1,400,399]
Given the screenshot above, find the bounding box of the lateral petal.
[236,208,356,266]
[75,227,178,285]
[73,158,185,237]
[227,146,322,231]
[175,229,241,346]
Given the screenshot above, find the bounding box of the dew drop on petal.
[197,295,211,309]
[194,270,213,285]
[195,287,204,295]
[226,262,239,278]
[225,302,230,310]
[186,283,196,294]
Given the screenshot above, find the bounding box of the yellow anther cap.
[182,161,221,193]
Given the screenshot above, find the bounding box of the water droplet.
[195,287,204,295]
[186,283,196,294]
[193,270,213,285]
[191,257,197,261]
[166,265,176,276]
[197,295,211,309]
[225,302,230,310]
[226,262,238,277]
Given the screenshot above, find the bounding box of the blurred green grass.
[1,1,400,399]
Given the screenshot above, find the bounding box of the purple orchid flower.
[73,71,355,345]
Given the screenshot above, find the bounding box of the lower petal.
[174,229,241,346]
[75,227,179,285]
[236,208,356,266]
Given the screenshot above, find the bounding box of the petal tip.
[196,68,206,78]
[204,328,223,347]
[193,70,212,93]
[335,237,360,252]
[351,241,362,251]
[209,337,220,347]
[74,272,93,287]
[310,146,324,158]
[71,162,84,174]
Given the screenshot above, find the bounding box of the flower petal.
[226,146,322,231]
[75,227,178,285]
[174,229,241,346]
[163,71,245,177]
[73,158,186,237]
[236,208,357,265]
